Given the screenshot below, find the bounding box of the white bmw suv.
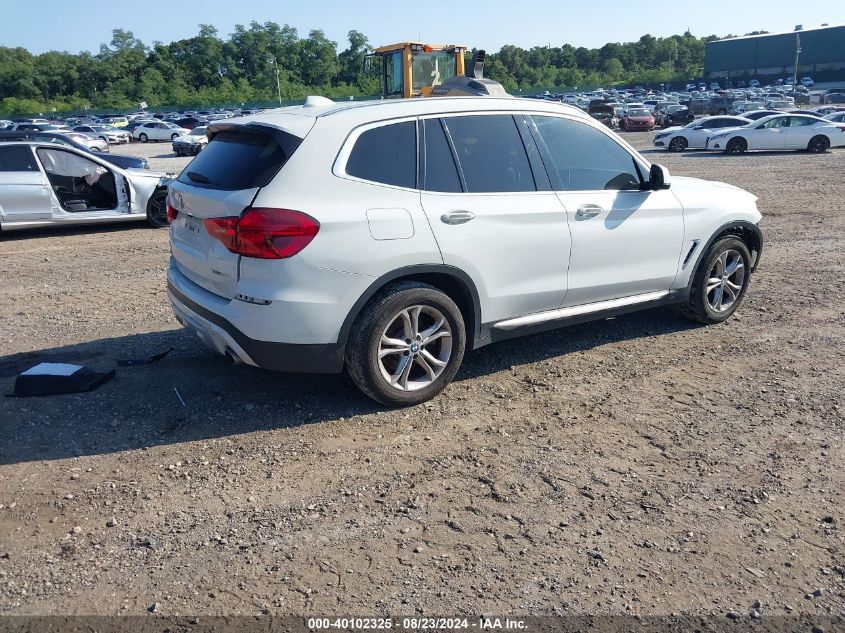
[166,96,762,406]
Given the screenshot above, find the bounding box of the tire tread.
[680,236,751,324]
[345,282,465,407]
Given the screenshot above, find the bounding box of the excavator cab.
[369,42,467,98]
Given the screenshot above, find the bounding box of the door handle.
[441,210,475,225]
[575,204,604,219]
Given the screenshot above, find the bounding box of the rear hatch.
[168,118,312,298]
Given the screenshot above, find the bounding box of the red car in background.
[619,107,655,131]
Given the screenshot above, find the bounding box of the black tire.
[668,136,688,152]
[138,133,148,143]
[725,137,747,154]
[171,133,180,141]
[345,282,466,407]
[807,135,830,153]
[680,236,752,324]
[146,188,168,228]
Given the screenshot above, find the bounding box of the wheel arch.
[338,265,483,352]
[694,221,763,279]
[144,184,169,225]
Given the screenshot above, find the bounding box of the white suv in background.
[166,96,763,406]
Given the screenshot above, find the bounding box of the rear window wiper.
[186,171,219,186]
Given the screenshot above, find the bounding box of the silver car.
[64,132,109,153]
[72,125,131,144]
[0,142,169,231]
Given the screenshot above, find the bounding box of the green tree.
[603,58,624,80]
[0,25,717,115]
[299,30,338,86]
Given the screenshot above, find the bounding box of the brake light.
[167,202,178,223]
[204,208,320,259]
[204,216,238,250]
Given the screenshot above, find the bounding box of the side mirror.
[649,164,671,190]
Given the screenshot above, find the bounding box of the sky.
[0,0,841,54]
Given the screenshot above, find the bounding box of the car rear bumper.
[168,278,344,374]
[166,257,366,373]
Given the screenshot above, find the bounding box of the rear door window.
[0,145,38,171]
[789,117,816,127]
[177,128,302,190]
[346,121,417,189]
[421,118,462,193]
[442,114,536,193]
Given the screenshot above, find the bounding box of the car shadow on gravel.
[0,307,698,465]
[458,306,697,379]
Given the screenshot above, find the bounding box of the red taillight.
[167,202,178,223]
[204,216,239,250]
[204,208,320,259]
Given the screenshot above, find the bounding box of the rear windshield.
[177,128,301,190]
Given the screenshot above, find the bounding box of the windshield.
[190,127,207,136]
[627,109,650,116]
[411,51,457,92]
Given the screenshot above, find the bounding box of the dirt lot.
[1,134,843,622]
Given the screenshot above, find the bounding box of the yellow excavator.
[368,42,507,99]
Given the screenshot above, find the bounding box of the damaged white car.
[0,142,169,231]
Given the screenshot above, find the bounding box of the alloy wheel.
[706,249,745,312]
[377,305,453,391]
[146,189,168,227]
[726,137,746,154]
[808,135,830,153]
[669,137,688,152]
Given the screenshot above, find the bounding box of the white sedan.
[133,121,190,142]
[705,114,845,153]
[653,116,751,151]
[72,125,131,144]
[0,141,170,231]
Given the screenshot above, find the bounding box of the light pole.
[792,33,801,93]
[269,56,282,107]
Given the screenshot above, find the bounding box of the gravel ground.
[0,133,843,622]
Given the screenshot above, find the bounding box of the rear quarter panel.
[252,118,443,278]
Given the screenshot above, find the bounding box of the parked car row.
[653,113,845,154]
[0,131,149,169]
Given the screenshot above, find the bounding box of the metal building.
[704,24,845,81]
